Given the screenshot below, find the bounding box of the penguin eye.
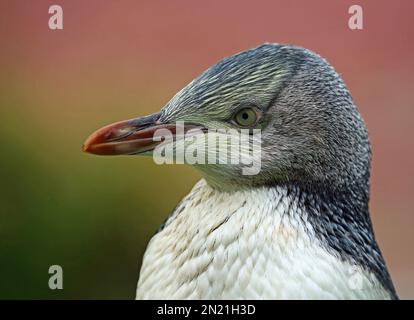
[233,107,259,127]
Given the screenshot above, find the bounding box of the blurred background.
[0,0,413,299]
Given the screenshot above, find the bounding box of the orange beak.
[82,112,202,156]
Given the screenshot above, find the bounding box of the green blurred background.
[0,0,413,299]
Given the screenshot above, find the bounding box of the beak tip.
[82,143,90,153]
[82,133,96,154]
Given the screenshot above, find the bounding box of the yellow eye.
[234,108,258,127]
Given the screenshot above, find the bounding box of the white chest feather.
[136,180,390,299]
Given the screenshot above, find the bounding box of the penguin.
[83,44,398,300]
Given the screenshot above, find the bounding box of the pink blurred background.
[0,0,413,299]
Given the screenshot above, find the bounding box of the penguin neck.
[137,178,394,299]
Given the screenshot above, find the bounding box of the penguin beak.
[83,112,164,155]
[83,112,203,156]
